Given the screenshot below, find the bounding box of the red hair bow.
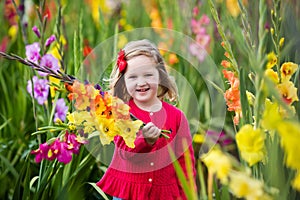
[117,50,127,73]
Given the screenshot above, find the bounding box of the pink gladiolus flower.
[31,143,50,163]
[56,141,73,164]
[189,42,207,62]
[45,35,56,47]
[27,76,49,105]
[25,42,40,63]
[39,54,60,76]
[47,139,61,160]
[64,131,88,154]
[199,14,210,25]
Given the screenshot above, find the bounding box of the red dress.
[97,100,196,200]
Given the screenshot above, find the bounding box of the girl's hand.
[142,122,161,145]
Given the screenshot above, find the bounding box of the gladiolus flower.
[31,143,50,163]
[25,42,40,64]
[97,118,118,145]
[168,53,179,65]
[277,81,299,105]
[222,69,241,124]
[189,42,208,62]
[279,37,285,48]
[115,119,143,148]
[202,148,232,184]
[226,0,241,18]
[266,52,277,69]
[292,173,300,191]
[264,68,279,83]
[280,62,298,81]
[67,111,92,126]
[39,54,60,76]
[32,26,41,38]
[277,121,300,170]
[261,100,282,130]
[54,98,69,122]
[56,141,73,164]
[229,171,268,200]
[193,133,205,144]
[27,76,49,105]
[47,139,61,160]
[221,60,231,68]
[236,124,265,166]
[45,35,56,47]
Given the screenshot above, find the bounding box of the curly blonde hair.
[110,39,178,103]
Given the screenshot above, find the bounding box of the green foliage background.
[0,0,300,199]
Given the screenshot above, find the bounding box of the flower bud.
[279,37,285,48]
[32,26,41,38]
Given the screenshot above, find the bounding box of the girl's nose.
[136,77,146,86]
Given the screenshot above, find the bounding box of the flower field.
[0,0,300,199]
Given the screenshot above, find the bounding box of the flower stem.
[130,113,171,139]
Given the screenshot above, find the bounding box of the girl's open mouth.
[136,88,150,92]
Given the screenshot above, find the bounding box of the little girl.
[97,39,196,200]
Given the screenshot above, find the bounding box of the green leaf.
[0,118,11,130]
[88,182,110,200]
[168,142,197,200]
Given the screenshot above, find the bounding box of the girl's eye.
[128,75,137,79]
[145,73,153,77]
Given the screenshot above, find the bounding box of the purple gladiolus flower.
[32,26,41,38]
[31,143,50,163]
[27,76,49,105]
[54,98,69,122]
[39,54,60,76]
[45,35,56,47]
[25,42,40,64]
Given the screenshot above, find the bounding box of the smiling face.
[124,55,161,109]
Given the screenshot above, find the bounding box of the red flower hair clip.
[117,49,127,73]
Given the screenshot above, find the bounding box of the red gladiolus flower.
[117,50,127,73]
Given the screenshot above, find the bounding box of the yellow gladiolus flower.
[279,37,285,48]
[67,111,92,125]
[292,172,300,191]
[229,171,271,200]
[115,119,143,148]
[276,121,300,170]
[226,0,241,18]
[277,81,299,105]
[236,124,265,166]
[8,25,18,41]
[193,133,205,144]
[266,52,277,69]
[261,100,282,130]
[49,35,66,60]
[280,62,298,81]
[202,148,232,184]
[97,118,118,145]
[264,68,279,84]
